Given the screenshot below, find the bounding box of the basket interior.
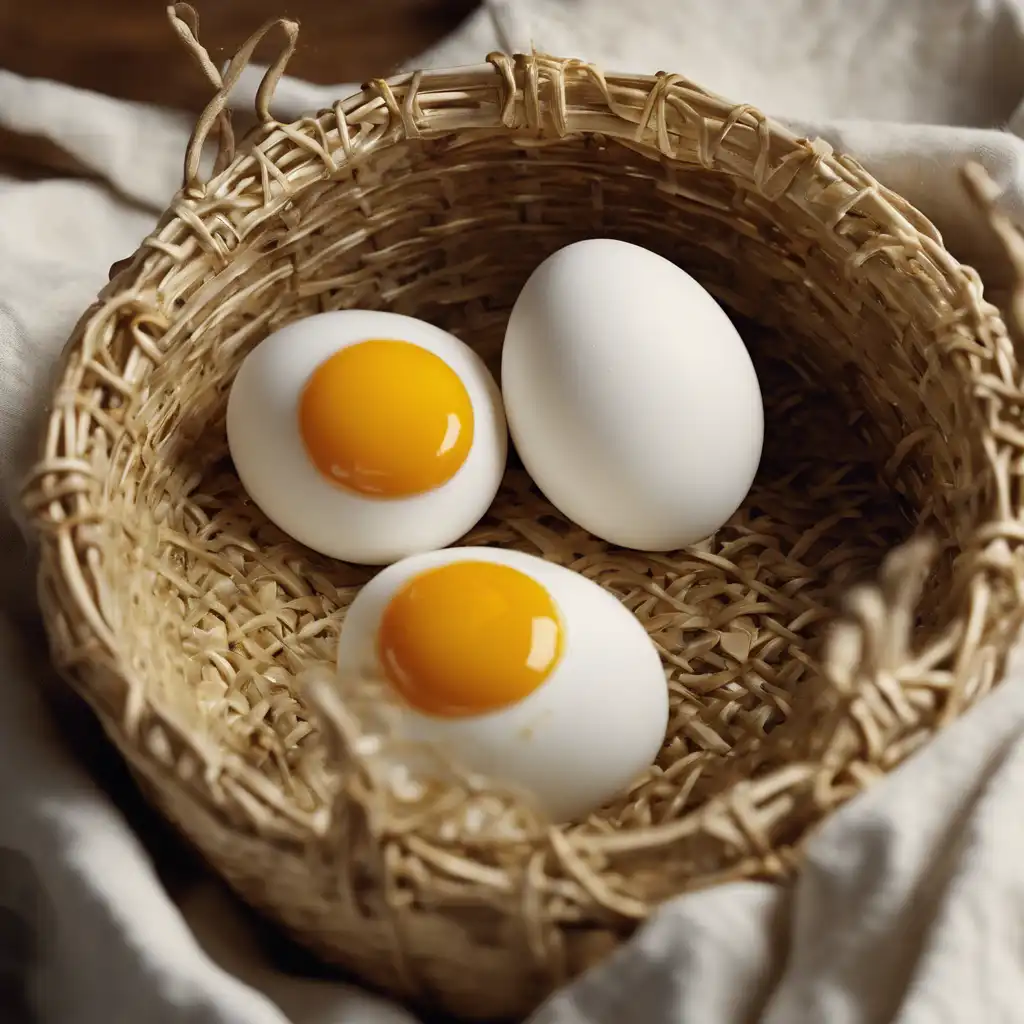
[90,127,988,847]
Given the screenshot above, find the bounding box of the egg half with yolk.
[226,311,507,564]
[336,546,670,822]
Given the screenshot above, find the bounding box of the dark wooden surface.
[0,0,479,112]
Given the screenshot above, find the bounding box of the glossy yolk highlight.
[298,339,474,498]
[378,561,563,718]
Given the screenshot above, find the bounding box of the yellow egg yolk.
[298,339,474,498]
[377,560,563,718]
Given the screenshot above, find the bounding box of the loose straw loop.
[963,161,1024,347]
[167,3,299,195]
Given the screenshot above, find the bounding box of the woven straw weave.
[21,6,1024,1019]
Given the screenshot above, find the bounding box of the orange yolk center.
[377,561,563,718]
[298,339,474,498]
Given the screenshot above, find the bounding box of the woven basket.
[22,6,1024,1020]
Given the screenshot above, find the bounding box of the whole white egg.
[227,311,507,565]
[335,546,669,822]
[502,239,763,550]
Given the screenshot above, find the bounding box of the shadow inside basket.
[94,130,952,851]
[106,343,912,840]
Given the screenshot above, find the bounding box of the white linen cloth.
[3,1,1024,1021]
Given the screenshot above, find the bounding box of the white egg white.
[227,311,507,565]
[502,238,764,551]
[335,546,670,822]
